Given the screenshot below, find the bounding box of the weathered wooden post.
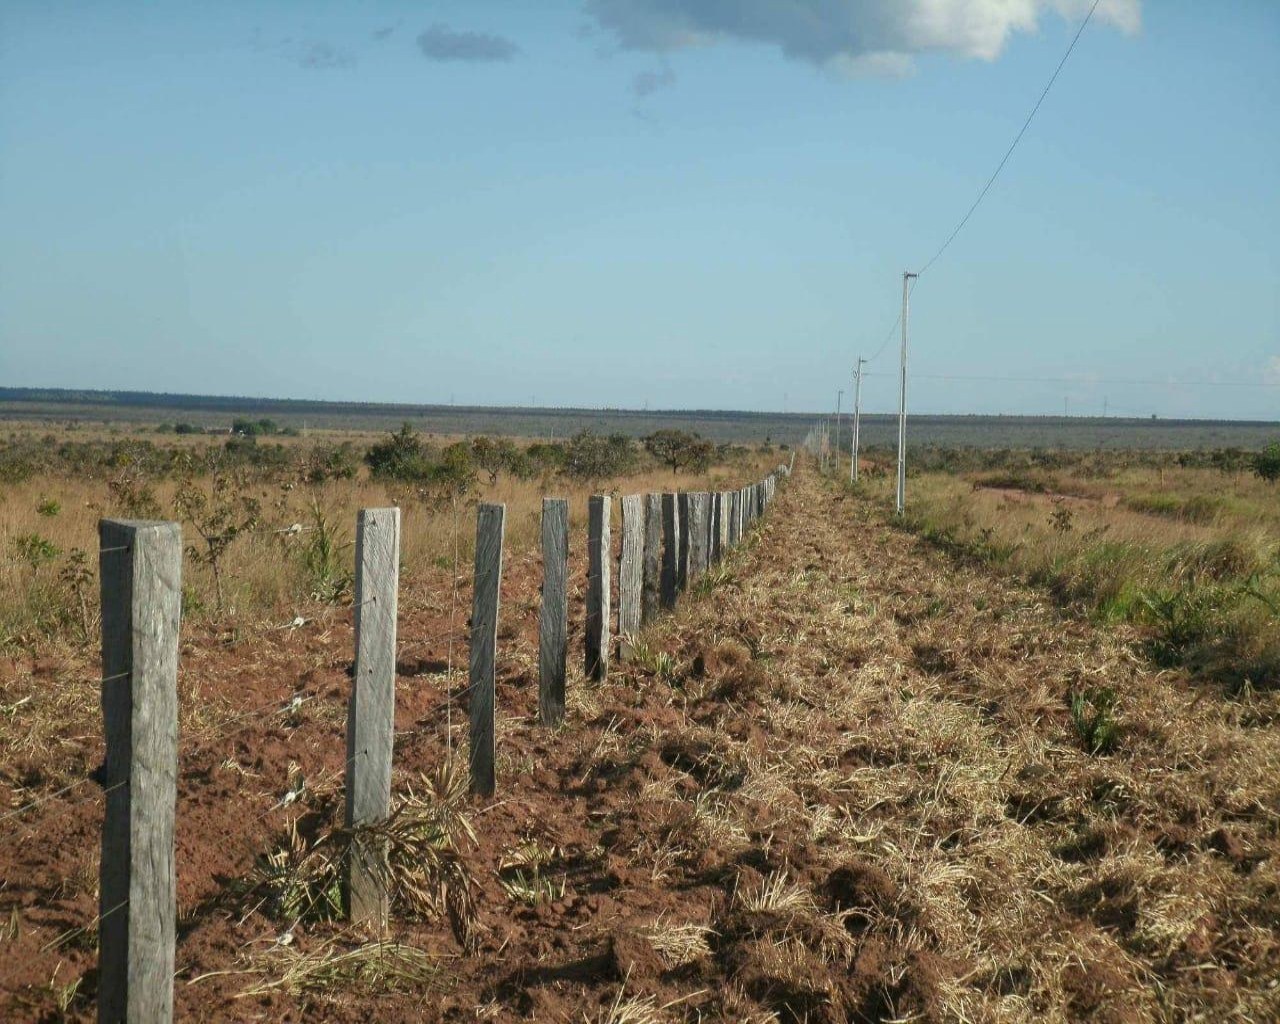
[642,493,661,624]
[470,503,504,797]
[687,492,709,582]
[618,494,644,661]
[709,492,722,564]
[677,493,690,592]
[728,490,740,547]
[538,498,568,726]
[98,518,182,1024]
[660,492,680,609]
[585,495,611,680]
[718,491,731,556]
[344,507,400,928]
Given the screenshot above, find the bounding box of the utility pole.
[896,272,917,516]
[834,390,843,479]
[851,357,866,484]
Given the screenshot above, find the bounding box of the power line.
[862,371,1278,389]
[916,0,1103,276]
[865,276,916,364]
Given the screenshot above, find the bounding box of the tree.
[471,436,519,485]
[643,429,713,473]
[1254,442,1280,484]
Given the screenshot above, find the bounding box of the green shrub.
[562,431,636,482]
[366,423,434,481]
[13,533,59,573]
[1070,687,1118,755]
[1253,442,1280,484]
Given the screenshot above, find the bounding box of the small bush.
[1253,442,1280,484]
[563,430,636,482]
[1070,687,1118,755]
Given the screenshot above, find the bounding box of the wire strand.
[916,0,1102,276]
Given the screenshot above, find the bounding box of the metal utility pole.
[850,357,866,484]
[834,390,843,479]
[895,272,917,516]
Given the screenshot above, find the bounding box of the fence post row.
[618,494,644,661]
[469,503,505,797]
[344,507,400,928]
[641,492,662,624]
[91,465,791,1019]
[585,495,611,680]
[538,498,568,726]
[99,519,181,1024]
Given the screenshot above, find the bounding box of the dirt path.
[3,468,1278,1021]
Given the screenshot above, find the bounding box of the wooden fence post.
[585,495,611,680]
[344,507,400,928]
[728,490,740,547]
[470,503,504,797]
[538,498,568,727]
[642,493,661,624]
[660,493,680,609]
[687,492,709,582]
[718,491,731,556]
[618,494,644,660]
[677,493,690,592]
[98,518,181,1024]
[709,492,722,564]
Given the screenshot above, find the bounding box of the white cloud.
[585,0,1140,73]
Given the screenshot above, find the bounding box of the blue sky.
[1,1,1277,418]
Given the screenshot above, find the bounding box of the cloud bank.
[586,0,1140,74]
[417,24,521,63]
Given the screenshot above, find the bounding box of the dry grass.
[882,462,1280,689]
[0,433,778,646]
[591,463,1280,1021]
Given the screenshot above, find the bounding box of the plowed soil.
[3,468,1278,1021]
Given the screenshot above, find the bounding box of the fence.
[70,461,791,1022]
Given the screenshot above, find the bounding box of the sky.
[1,1,1277,419]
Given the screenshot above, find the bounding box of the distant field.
[2,386,1277,449]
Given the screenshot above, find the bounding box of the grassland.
[0,425,777,650]
[848,450,1280,691]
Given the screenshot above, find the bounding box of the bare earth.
[3,468,1278,1021]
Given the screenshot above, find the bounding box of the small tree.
[1254,443,1280,485]
[471,436,519,485]
[417,442,477,511]
[174,462,262,612]
[643,429,713,473]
